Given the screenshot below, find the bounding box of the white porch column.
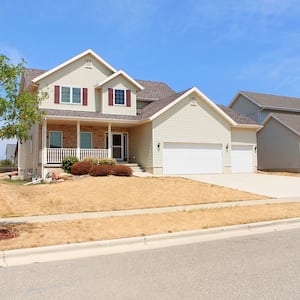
[108,123,112,158]
[41,118,47,179]
[76,121,80,160]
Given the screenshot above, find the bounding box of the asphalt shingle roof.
[218,105,258,125]
[241,91,300,111]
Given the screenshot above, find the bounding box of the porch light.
[157,142,160,151]
[254,145,257,152]
[226,144,229,152]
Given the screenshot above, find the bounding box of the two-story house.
[230,91,300,172]
[19,49,260,179]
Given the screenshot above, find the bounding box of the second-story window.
[61,87,82,104]
[114,89,125,105]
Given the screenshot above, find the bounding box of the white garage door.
[231,145,253,173]
[163,143,223,175]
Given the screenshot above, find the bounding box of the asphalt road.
[1,228,300,300]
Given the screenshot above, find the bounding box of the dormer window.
[108,88,131,107]
[114,89,125,105]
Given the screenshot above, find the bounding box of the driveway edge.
[2,217,300,267]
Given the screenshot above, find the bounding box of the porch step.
[119,163,145,173]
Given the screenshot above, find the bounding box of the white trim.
[32,49,116,83]
[60,86,82,105]
[96,70,144,91]
[150,87,237,126]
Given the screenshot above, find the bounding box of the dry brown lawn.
[1,202,300,251]
[0,176,267,217]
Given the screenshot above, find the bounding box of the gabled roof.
[218,105,258,125]
[135,79,175,100]
[32,49,116,84]
[262,112,300,136]
[96,70,144,91]
[230,91,300,112]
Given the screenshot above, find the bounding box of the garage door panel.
[231,145,253,173]
[163,143,222,175]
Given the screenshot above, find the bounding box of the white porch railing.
[44,148,109,164]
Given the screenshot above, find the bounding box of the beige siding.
[101,77,137,116]
[257,119,300,171]
[152,94,231,173]
[39,53,113,112]
[130,123,153,171]
[231,95,260,123]
[18,124,40,179]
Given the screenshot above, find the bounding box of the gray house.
[230,91,300,172]
[5,144,17,164]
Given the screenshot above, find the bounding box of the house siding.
[130,123,153,171]
[39,53,113,112]
[101,77,137,116]
[231,95,260,123]
[257,118,300,171]
[152,94,232,174]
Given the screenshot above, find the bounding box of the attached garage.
[163,143,223,175]
[231,145,253,173]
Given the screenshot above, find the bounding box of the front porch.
[40,119,130,166]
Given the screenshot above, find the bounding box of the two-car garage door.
[163,143,254,175]
[163,143,223,175]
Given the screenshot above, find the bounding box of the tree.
[0,54,47,142]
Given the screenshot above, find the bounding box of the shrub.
[89,164,112,176]
[62,156,79,173]
[71,161,93,175]
[83,157,99,165]
[111,165,132,177]
[98,158,117,165]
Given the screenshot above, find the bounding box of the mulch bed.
[0,226,18,240]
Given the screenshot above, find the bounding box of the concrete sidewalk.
[1,197,300,224]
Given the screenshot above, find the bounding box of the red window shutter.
[108,88,114,106]
[126,90,131,107]
[54,85,60,104]
[82,88,88,106]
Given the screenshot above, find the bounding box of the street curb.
[1,217,300,267]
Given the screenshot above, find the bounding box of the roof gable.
[231,91,300,112]
[96,70,144,91]
[262,112,300,136]
[32,49,116,84]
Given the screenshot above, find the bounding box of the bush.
[0,159,15,167]
[62,156,79,173]
[98,158,117,165]
[89,164,112,176]
[83,157,99,164]
[71,161,93,175]
[111,165,132,177]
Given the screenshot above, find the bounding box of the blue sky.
[1,0,300,158]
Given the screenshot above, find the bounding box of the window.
[49,131,62,148]
[61,87,82,104]
[80,132,92,149]
[114,89,125,105]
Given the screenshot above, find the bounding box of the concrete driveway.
[183,174,300,198]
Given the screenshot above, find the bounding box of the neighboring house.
[230,91,300,172]
[19,49,260,179]
[5,144,17,164]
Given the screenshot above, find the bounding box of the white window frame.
[114,89,126,106]
[61,86,82,104]
[49,131,63,148]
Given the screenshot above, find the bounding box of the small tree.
[0,54,47,142]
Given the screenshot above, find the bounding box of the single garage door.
[163,143,223,175]
[231,145,253,173]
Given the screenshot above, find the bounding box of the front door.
[106,133,128,161]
